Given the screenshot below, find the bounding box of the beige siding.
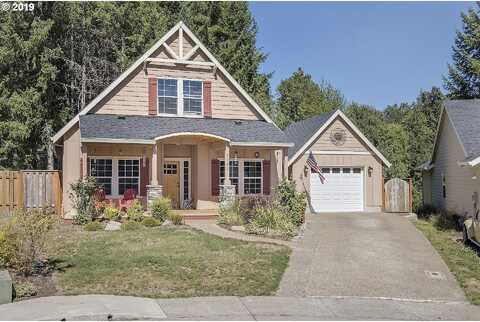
[93,30,262,120]
[62,125,81,214]
[289,116,384,212]
[310,118,368,152]
[422,172,432,205]
[430,113,477,216]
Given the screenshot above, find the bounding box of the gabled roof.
[52,21,273,144]
[284,109,391,167]
[429,99,480,167]
[80,114,292,147]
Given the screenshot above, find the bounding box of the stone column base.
[219,184,236,209]
[147,185,163,210]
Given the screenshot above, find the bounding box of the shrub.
[245,203,296,239]
[239,196,271,223]
[218,198,244,226]
[126,200,144,222]
[416,204,438,219]
[69,177,98,225]
[94,200,109,218]
[142,217,161,227]
[84,221,104,231]
[121,221,143,231]
[151,197,172,222]
[275,179,306,226]
[168,212,184,225]
[104,205,121,221]
[0,209,57,275]
[433,209,463,231]
[14,282,37,298]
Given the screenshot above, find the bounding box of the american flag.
[307,151,326,184]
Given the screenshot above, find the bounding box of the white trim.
[309,150,371,155]
[231,141,294,147]
[288,110,391,167]
[81,138,155,145]
[52,21,275,144]
[146,57,215,68]
[89,156,142,198]
[52,21,184,144]
[218,158,264,197]
[183,45,199,60]
[162,43,179,60]
[458,156,480,167]
[154,132,230,142]
[164,158,191,209]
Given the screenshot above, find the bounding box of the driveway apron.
[278,212,465,301]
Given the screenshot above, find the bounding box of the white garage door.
[310,167,364,213]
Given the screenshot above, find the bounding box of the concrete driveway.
[278,212,466,301]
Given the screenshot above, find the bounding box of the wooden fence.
[384,178,412,213]
[0,170,62,215]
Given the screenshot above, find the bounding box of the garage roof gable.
[285,110,391,167]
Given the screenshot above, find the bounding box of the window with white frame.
[220,160,239,194]
[118,159,140,195]
[243,161,262,194]
[89,159,112,195]
[183,80,202,115]
[157,79,178,114]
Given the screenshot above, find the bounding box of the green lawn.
[415,219,480,305]
[50,226,290,298]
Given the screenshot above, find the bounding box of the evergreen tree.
[444,4,480,98]
[276,68,345,128]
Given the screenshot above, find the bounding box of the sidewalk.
[1,295,480,320]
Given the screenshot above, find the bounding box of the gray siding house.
[419,100,480,217]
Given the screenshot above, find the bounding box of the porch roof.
[79,114,293,147]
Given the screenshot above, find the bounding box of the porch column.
[224,143,231,185]
[283,147,289,179]
[219,142,235,208]
[151,144,159,185]
[81,144,88,179]
[146,143,163,210]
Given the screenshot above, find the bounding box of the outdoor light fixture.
[368,166,373,177]
[255,152,260,158]
[234,151,238,160]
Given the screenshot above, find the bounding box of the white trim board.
[309,150,371,155]
[288,110,391,167]
[52,21,274,144]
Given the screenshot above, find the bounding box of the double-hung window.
[157,79,178,115]
[243,161,262,195]
[89,159,113,195]
[118,159,140,195]
[183,80,202,115]
[220,160,239,194]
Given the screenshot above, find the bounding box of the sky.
[250,1,474,110]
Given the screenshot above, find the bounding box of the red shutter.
[148,78,157,115]
[86,157,90,176]
[211,159,220,196]
[80,156,83,178]
[203,81,212,118]
[140,157,149,196]
[263,160,271,195]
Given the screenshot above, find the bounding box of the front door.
[164,161,180,209]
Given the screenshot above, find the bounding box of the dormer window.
[156,78,203,117]
[157,79,178,115]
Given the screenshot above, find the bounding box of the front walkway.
[185,219,291,246]
[1,295,479,320]
[278,212,466,301]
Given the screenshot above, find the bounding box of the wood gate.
[0,170,62,215]
[384,178,412,213]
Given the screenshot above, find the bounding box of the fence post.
[408,178,413,213]
[15,171,23,210]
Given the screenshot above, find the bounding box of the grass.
[415,219,480,305]
[48,225,290,298]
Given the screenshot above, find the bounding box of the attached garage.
[310,167,364,212]
[285,110,391,213]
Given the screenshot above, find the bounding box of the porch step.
[182,214,219,220]
[173,209,219,220]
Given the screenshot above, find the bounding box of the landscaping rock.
[0,270,12,304]
[105,221,121,231]
[231,225,245,232]
[162,219,173,226]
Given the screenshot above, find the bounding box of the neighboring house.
[418,100,480,217]
[52,22,292,216]
[285,110,391,213]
